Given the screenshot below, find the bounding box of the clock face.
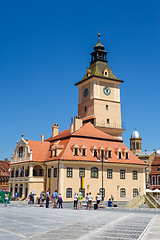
[103,86,111,96]
[84,88,89,97]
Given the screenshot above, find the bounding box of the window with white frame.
[133,188,138,198]
[133,170,138,180]
[120,188,126,197]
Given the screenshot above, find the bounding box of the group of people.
[28,190,114,209]
[74,192,102,210]
[44,190,63,209]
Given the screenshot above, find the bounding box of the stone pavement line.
[78,213,132,240]
[0,216,49,230]
[27,210,119,240]
[0,227,26,238]
[138,215,157,240]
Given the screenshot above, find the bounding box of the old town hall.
[9,34,146,201]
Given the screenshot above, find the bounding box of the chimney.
[70,123,74,133]
[52,124,59,137]
[41,134,44,142]
[74,116,82,131]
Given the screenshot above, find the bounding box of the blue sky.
[0,0,159,159]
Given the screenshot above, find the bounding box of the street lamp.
[97,151,108,201]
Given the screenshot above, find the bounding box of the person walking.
[28,192,34,204]
[85,193,89,210]
[52,190,58,208]
[96,193,101,210]
[88,192,93,210]
[4,193,8,207]
[40,191,45,207]
[78,192,83,210]
[46,189,50,208]
[58,193,63,208]
[74,192,78,210]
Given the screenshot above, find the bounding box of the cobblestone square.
[0,202,160,239]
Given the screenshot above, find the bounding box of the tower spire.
[90,33,107,64]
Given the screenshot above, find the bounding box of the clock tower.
[75,33,125,139]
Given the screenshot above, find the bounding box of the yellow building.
[9,34,146,202]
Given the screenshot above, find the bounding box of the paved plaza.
[0,202,160,240]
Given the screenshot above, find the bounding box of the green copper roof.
[75,61,123,86]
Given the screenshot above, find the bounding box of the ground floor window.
[120,188,126,198]
[100,188,105,198]
[66,188,72,198]
[133,188,138,198]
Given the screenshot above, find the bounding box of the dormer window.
[116,148,122,159]
[103,69,108,77]
[71,144,79,156]
[82,149,86,156]
[126,152,129,159]
[19,147,23,157]
[81,145,87,156]
[123,149,129,159]
[54,149,57,157]
[108,150,112,158]
[75,148,78,156]
[101,150,104,157]
[93,149,97,157]
[86,69,91,78]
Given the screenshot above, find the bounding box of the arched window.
[33,165,44,177]
[66,188,72,198]
[120,188,126,198]
[133,188,138,198]
[136,142,139,149]
[19,147,23,157]
[91,167,98,178]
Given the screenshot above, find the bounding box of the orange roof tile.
[45,129,71,142]
[44,123,146,166]
[71,122,121,141]
[0,160,10,176]
[28,140,50,162]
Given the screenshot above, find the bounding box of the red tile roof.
[45,123,146,166]
[72,123,120,141]
[28,140,50,162]
[0,160,10,176]
[45,129,71,142]
[150,157,160,175]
